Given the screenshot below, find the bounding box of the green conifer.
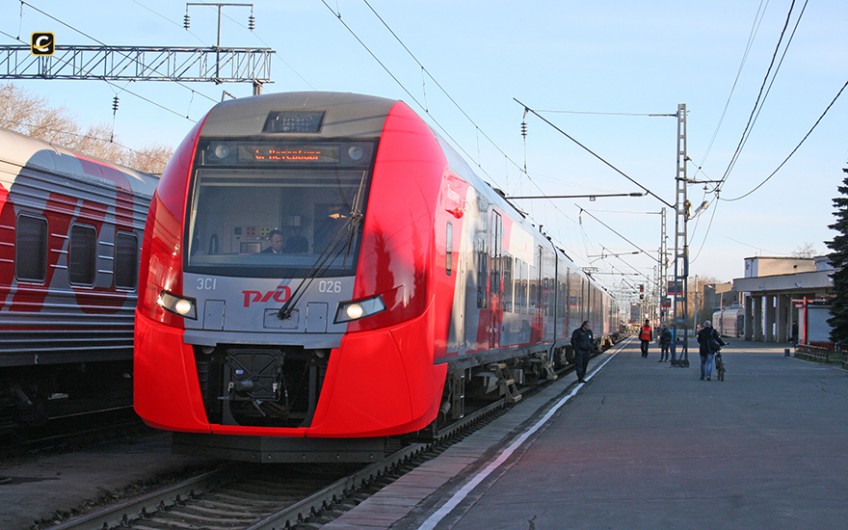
[826,166,848,344]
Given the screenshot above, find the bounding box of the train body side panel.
[133,313,210,431]
[305,307,446,437]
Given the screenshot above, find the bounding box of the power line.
[18,1,219,104]
[721,78,848,202]
[163,0,316,90]
[360,1,521,169]
[517,99,674,209]
[320,0,589,260]
[577,205,660,264]
[693,0,770,176]
[0,29,193,121]
[0,117,171,167]
[536,109,676,118]
[717,0,807,190]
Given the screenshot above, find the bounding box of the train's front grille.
[193,345,329,428]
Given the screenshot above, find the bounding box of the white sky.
[2,0,846,298]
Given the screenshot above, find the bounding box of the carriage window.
[15,214,48,282]
[114,232,138,289]
[503,256,514,312]
[69,224,97,285]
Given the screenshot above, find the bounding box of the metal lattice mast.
[0,46,273,91]
[672,103,689,367]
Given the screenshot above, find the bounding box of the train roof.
[0,126,158,196]
[201,91,397,139]
[199,91,599,288]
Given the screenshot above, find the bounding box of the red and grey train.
[0,127,157,429]
[133,92,618,461]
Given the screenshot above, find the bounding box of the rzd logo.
[242,285,292,307]
[31,33,55,56]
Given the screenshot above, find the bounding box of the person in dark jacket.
[697,320,725,381]
[571,320,594,383]
[658,325,672,362]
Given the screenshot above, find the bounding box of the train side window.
[69,224,97,285]
[115,232,139,290]
[15,214,48,282]
[446,222,453,276]
[503,256,513,312]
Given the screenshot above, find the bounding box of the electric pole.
[671,104,689,367]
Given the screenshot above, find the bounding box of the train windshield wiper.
[277,172,368,320]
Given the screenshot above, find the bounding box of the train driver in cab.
[261,230,284,255]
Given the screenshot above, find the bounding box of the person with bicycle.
[697,320,725,381]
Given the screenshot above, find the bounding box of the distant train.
[133,92,618,461]
[712,306,743,338]
[0,127,157,429]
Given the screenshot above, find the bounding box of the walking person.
[639,319,652,358]
[571,320,594,383]
[658,325,672,362]
[697,320,725,381]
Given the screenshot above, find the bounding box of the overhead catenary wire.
[0,116,172,167]
[692,0,770,179]
[320,0,589,264]
[518,100,674,209]
[17,0,219,106]
[152,0,317,90]
[0,28,192,122]
[716,0,807,190]
[721,78,848,202]
[576,205,660,265]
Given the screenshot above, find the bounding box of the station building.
[731,256,834,345]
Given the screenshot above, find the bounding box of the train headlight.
[334,295,386,323]
[157,290,198,320]
[213,143,231,159]
[347,145,364,161]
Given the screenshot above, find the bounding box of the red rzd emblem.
[242,285,292,307]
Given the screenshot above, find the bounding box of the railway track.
[48,345,617,529]
[48,397,508,529]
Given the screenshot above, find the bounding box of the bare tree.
[0,83,172,174]
[792,242,818,258]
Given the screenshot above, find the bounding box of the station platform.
[325,338,848,529]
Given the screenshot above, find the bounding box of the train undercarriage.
[0,361,134,438]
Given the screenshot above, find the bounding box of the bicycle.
[715,351,725,381]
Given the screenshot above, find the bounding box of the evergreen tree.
[826,165,848,344]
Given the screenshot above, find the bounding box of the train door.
[488,211,503,348]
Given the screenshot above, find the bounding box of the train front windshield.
[185,139,375,278]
